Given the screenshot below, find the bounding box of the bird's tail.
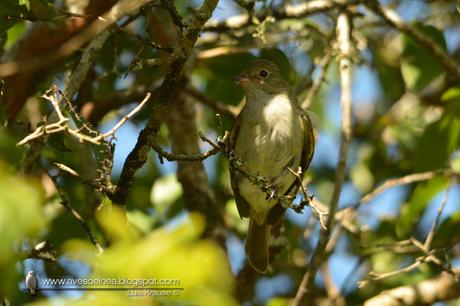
[245,218,269,273]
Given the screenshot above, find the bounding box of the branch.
[363,269,460,306]
[160,0,184,30]
[85,85,149,123]
[152,142,220,163]
[18,241,57,262]
[359,169,455,206]
[367,0,460,80]
[111,0,220,206]
[0,0,154,78]
[183,86,239,119]
[300,48,333,110]
[424,180,451,250]
[16,88,150,146]
[204,0,366,32]
[359,185,453,287]
[293,11,353,305]
[63,28,112,102]
[48,173,104,253]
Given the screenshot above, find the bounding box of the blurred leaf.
[225,199,248,234]
[96,197,138,243]
[266,297,289,306]
[150,174,183,218]
[373,43,405,103]
[0,0,24,35]
[28,0,57,19]
[127,210,154,234]
[53,214,237,306]
[351,145,375,193]
[432,212,460,248]
[371,250,399,274]
[396,177,448,237]
[441,87,460,101]
[0,0,56,35]
[441,87,460,115]
[412,115,460,171]
[401,24,447,92]
[361,217,398,250]
[450,151,460,172]
[204,53,255,79]
[19,0,30,10]
[0,126,24,165]
[0,159,47,295]
[5,21,25,50]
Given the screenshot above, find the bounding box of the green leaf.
[266,298,289,306]
[150,174,183,215]
[373,45,405,103]
[19,0,30,11]
[401,24,447,92]
[396,177,448,237]
[4,21,25,50]
[441,87,460,102]
[441,87,460,115]
[412,115,460,171]
[0,159,47,295]
[28,0,57,20]
[433,212,460,248]
[0,0,57,35]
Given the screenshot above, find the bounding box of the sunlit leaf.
[401,24,447,92]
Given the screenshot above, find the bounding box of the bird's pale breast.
[235,93,303,223]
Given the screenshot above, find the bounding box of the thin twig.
[358,247,454,288]
[64,29,112,102]
[16,90,151,146]
[359,169,454,207]
[424,180,452,250]
[183,87,239,119]
[152,139,221,163]
[99,93,151,140]
[288,167,328,229]
[293,11,353,305]
[48,174,104,253]
[300,48,334,110]
[204,0,366,32]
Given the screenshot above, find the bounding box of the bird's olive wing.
[229,114,251,219]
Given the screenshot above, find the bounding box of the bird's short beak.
[233,74,250,85]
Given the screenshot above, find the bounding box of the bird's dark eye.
[259,70,270,78]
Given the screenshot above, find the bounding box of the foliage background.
[1,0,460,305]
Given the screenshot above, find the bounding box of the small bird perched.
[25,271,38,296]
[230,60,315,273]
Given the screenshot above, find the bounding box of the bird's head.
[234,60,289,96]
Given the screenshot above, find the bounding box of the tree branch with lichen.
[293,10,354,305]
[111,0,221,206]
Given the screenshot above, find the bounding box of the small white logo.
[25,271,38,296]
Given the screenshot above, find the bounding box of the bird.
[25,271,38,296]
[229,60,315,273]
